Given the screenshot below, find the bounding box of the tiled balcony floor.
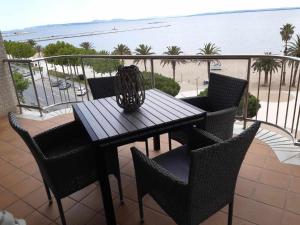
[1,114,300,225]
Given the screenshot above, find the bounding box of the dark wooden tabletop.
[73,89,206,146]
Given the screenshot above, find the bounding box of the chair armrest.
[34,121,86,149]
[181,96,208,109]
[187,128,223,150]
[131,147,187,197]
[205,107,237,140]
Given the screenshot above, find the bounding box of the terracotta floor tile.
[252,183,286,208]
[2,115,300,225]
[0,161,16,178]
[201,211,227,225]
[70,183,96,201]
[118,155,132,168]
[80,188,105,212]
[289,176,300,194]
[238,164,261,181]
[10,153,34,168]
[286,192,300,214]
[122,206,175,225]
[25,211,52,225]
[112,198,138,224]
[6,200,35,218]
[235,177,256,198]
[10,177,42,198]
[289,164,300,178]
[20,161,39,175]
[56,203,96,225]
[248,142,271,156]
[0,189,18,208]
[281,211,300,225]
[259,169,291,190]
[0,169,29,188]
[23,186,50,209]
[109,174,135,193]
[264,157,291,174]
[234,195,283,225]
[244,152,267,167]
[121,161,135,177]
[123,181,138,201]
[38,197,76,220]
[86,213,107,225]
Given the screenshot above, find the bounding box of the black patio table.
[72,89,206,225]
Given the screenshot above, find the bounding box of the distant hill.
[5,6,300,32]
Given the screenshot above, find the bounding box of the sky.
[1,0,300,31]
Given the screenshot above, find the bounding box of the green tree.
[142,72,180,96]
[134,44,154,71]
[87,50,121,76]
[161,46,185,80]
[287,35,300,87]
[252,53,281,86]
[112,44,131,64]
[27,39,36,47]
[198,43,221,78]
[13,72,30,103]
[80,42,94,50]
[280,23,295,85]
[44,41,81,65]
[9,42,36,58]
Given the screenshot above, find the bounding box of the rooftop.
[1,114,300,225]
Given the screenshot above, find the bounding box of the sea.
[3,8,300,55]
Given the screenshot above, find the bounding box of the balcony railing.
[4,54,300,144]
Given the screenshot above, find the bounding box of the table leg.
[153,135,160,151]
[96,148,117,225]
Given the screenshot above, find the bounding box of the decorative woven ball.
[115,65,145,112]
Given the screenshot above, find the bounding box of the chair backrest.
[207,73,248,111]
[188,121,260,224]
[8,113,46,173]
[87,77,116,99]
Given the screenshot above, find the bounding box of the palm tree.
[287,35,300,87]
[161,46,185,80]
[112,44,131,64]
[280,23,295,85]
[198,43,221,78]
[35,45,43,57]
[252,53,281,86]
[134,44,154,71]
[80,42,94,50]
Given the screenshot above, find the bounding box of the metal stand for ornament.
[115,65,145,112]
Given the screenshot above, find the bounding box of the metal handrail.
[4,54,300,144]
[4,54,300,62]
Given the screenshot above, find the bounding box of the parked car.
[51,79,63,87]
[75,87,87,96]
[58,82,71,90]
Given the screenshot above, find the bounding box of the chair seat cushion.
[153,146,191,183]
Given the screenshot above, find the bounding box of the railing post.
[150,59,155,88]
[80,57,90,100]
[243,58,251,129]
[29,62,42,116]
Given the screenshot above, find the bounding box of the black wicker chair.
[131,122,260,225]
[8,112,123,225]
[169,72,248,149]
[88,77,150,156]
